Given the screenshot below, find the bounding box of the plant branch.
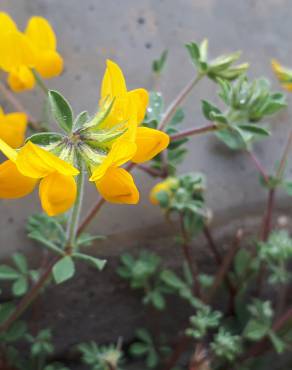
[170,124,218,141]
[136,164,166,178]
[158,74,204,130]
[261,188,275,241]
[246,150,270,185]
[276,130,292,180]
[0,80,41,131]
[205,229,243,304]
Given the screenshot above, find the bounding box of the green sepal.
[48,90,73,133]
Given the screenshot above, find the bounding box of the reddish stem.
[170,124,218,141]
[246,150,270,185]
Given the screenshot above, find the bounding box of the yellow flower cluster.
[0,60,169,216]
[0,107,27,148]
[0,12,63,92]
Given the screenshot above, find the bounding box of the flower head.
[0,107,27,148]
[0,12,63,92]
[271,59,292,92]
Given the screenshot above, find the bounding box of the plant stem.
[158,74,204,130]
[261,188,275,241]
[77,196,105,236]
[32,70,49,95]
[170,124,218,141]
[0,80,41,131]
[205,229,243,304]
[179,215,201,297]
[136,164,166,178]
[246,150,270,185]
[66,164,85,252]
[203,225,222,265]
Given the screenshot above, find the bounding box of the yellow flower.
[100,60,169,161]
[86,60,169,204]
[90,140,139,204]
[271,59,292,92]
[0,12,63,92]
[0,107,27,148]
[150,178,178,205]
[0,139,79,216]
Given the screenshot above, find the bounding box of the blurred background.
[1,0,292,355]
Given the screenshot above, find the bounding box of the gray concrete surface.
[0,0,292,258]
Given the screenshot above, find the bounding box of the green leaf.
[150,291,165,310]
[268,331,286,354]
[12,253,28,274]
[53,256,75,284]
[0,265,19,280]
[48,90,73,133]
[152,50,168,74]
[12,276,28,296]
[73,253,107,271]
[130,342,149,355]
[237,124,270,136]
[26,132,64,146]
[0,303,15,324]
[73,111,89,130]
[243,319,269,340]
[201,100,222,121]
[185,42,200,65]
[160,270,185,289]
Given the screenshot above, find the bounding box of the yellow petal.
[7,66,35,92]
[132,127,169,163]
[0,12,18,34]
[101,59,127,100]
[25,16,56,51]
[35,50,63,78]
[90,140,136,181]
[282,82,292,92]
[0,138,18,162]
[0,160,37,198]
[0,31,35,72]
[17,142,79,179]
[0,112,27,148]
[128,88,149,124]
[39,173,77,216]
[95,167,139,204]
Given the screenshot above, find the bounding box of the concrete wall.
[0,0,292,257]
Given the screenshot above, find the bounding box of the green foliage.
[26,132,64,147]
[186,39,248,81]
[48,90,73,133]
[78,341,123,370]
[243,299,286,354]
[0,303,27,343]
[0,252,37,297]
[27,329,54,357]
[130,329,170,368]
[201,76,286,150]
[152,50,168,74]
[27,213,66,253]
[258,230,292,284]
[117,251,170,310]
[155,173,209,237]
[186,306,222,339]
[210,328,243,361]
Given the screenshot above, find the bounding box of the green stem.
[66,163,85,253]
[32,69,49,95]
